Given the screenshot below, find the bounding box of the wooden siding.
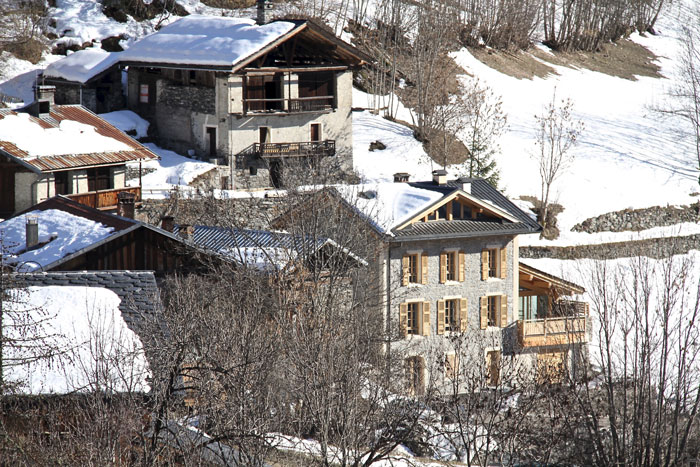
[517,309,588,348]
[66,186,141,210]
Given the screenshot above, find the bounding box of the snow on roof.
[3,286,150,394]
[334,183,444,234]
[0,112,130,158]
[0,209,116,271]
[100,109,149,139]
[43,47,121,84]
[120,15,297,67]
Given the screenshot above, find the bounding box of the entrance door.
[259,127,270,144]
[206,127,217,158]
[310,123,321,142]
[0,167,16,216]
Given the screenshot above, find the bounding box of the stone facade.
[127,67,354,190]
[49,67,125,114]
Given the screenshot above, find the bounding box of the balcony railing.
[65,187,141,210]
[517,302,589,348]
[243,96,335,114]
[236,140,336,162]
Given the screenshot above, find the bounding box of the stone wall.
[572,204,700,233]
[159,83,215,114]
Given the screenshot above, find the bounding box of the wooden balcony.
[235,140,336,160]
[243,96,335,114]
[517,304,589,348]
[65,187,141,210]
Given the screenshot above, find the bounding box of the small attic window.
[359,190,376,200]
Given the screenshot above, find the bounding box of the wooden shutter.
[459,298,468,332]
[481,250,489,280]
[500,295,508,327]
[399,303,408,337]
[401,255,409,286]
[437,300,445,335]
[500,247,507,279]
[422,301,430,336]
[421,253,428,285]
[458,251,465,282]
[480,296,488,329]
[439,252,447,283]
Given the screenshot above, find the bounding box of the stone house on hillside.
[0,86,157,218]
[42,10,369,190]
[275,171,590,394]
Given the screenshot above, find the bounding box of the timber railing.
[65,186,141,210]
[243,96,335,114]
[517,301,589,347]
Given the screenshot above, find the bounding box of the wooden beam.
[243,65,348,73]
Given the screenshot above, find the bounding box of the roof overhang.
[519,262,585,296]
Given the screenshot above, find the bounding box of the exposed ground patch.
[469,37,663,81]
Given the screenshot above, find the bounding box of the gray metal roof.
[173,225,322,253]
[388,178,541,241]
[393,219,536,241]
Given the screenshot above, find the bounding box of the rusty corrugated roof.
[0,105,158,173]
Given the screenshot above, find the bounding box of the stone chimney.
[28,84,55,117]
[161,215,174,233]
[432,169,448,185]
[26,216,39,250]
[117,191,136,219]
[393,172,410,183]
[256,0,273,25]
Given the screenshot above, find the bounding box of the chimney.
[117,191,136,219]
[26,216,39,250]
[178,224,194,240]
[256,0,273,25]
[161,215,174,233]
[432,169,448,185]
[29,84,55,117]
[458,177,471,194]
[393,172,410,183]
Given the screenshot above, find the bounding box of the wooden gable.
[394,191,519,231]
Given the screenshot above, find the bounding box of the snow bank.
[0,209,116,271]
[100,109,150,139]
[3,286,150,394]
[0,112,130,157]
[120,15,296,67]
[132,143,216,189]
[335,183,443,233]
[43,47,120,83]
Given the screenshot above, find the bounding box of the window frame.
[407,253,419,284]
[487,295,499,327]
[444,299,458,332]
[487,248,499,278]
[445,251,457,281]
[406,302,420,335]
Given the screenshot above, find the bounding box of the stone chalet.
[0,86,157,218]
[275,171,590,394]
[42,8,369,190]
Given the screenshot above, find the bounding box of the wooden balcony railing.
[517,304,588,348]
[65,187,141,210]
[243,96,335,114]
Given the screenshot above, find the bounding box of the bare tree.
[533,91,583,237]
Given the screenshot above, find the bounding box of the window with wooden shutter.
[459,298,468,332]
[439,252,447,283]
[481,250,489,280]
[422,301,430,336]
[480,297,488,329]
[500,247,507,279]
[399,303,408,337]
[421,253,428,284]
[458,251,465,282]
[500,294,508,327]
[401,256,410,286]
[437,300,445,335]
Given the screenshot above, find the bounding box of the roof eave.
[388,226,539,243]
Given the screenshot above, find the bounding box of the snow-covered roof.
[3,285,150,394]
[334,183,444,234]
[43,47,120,84]
[120,15,297,68]
[0,209,117,271]
[0,106,158,172]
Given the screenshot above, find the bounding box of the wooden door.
[206,127,217,158]
[310,123,321,142]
